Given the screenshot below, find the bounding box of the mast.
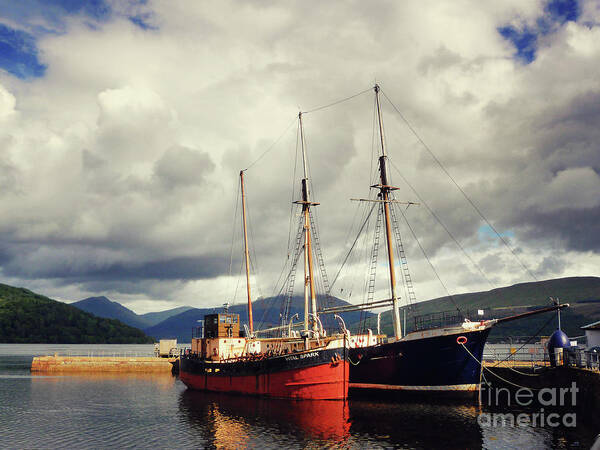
[240,170,254,335]
[297,112,319,332]
[374,84,403,340]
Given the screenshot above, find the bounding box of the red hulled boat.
[179,114,349,400]
[179,314,348,400]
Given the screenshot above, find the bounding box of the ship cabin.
[189,313,352,361]
[204,313,240,338]
[191,313,259,361]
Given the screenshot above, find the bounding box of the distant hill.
[144,277,600,342]
[0,284,154,344]
[140,306,193,327]
[72,296,150,329]
[144,296,374,342]
[71,297,192,329]
[361,277,600,342]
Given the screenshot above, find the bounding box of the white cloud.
[0,84,16,119]
[530,167,600,212]
[0,0,598,312]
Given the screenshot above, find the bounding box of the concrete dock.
[31,355,177,373]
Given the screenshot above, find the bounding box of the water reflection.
[2,347,597,448]
[348,400,483,448]
[179,391,487,448]
[31,372,177,390]
[179,391,351,448]
[478,404,597,449]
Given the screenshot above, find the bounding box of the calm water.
[0,344,597,449]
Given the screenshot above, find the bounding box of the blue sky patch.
[0,0,156,79]
[545,0,580,24]
[478,225,515,245]
[0,24,46,79]
[129,13,158,31]
[498,0,580,65]
[498,26,538,64]
[51,0,112,22]
[0,0,113,31]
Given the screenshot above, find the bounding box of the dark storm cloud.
[536,255,567,278]
[94,255,229,281]
[535,91,600,170]
[521,207,600,252]
[0,244,228,282]
[153,145,215,189]
[477,91,600,252]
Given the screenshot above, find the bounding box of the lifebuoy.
[456,336,468,345]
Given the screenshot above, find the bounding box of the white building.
[582,320,600,349]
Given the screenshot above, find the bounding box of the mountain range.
[142,295,372,342]
[72,296,192,330]
[71,294,373,342]
[2,276,598,344]
[67,276,600,344]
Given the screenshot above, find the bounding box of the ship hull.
[180,347,348,400]
[348,327,490,398]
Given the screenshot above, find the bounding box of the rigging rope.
[487,313,556,370]
[396,206,463,315]
[286,122,301,259]
[460,343,543,391]
[387,158,496,290]
[380,89,543,291]
[228,177,241,280]
[243,117,296,171]
[232,242,244,306]
[330,202,378,291]
[301,87,372,115]
[244,86,370,171]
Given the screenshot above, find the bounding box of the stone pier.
[31,355,177,373]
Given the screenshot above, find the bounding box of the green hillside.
[0,284,154,344]
[358,277,600,342]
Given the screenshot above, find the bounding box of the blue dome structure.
[548,329,570,367]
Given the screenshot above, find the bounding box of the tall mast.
[240,170,254,335]
[297,112,319,332]
[374,84,403,340]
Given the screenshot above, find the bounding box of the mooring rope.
[460,342,543,390]
[348,355,361,366]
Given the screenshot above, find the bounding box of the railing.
[413,309,473,331]
[483,344,600,371]
[192,326,204,339]
[44,350,157,357]
[483,344,550,368]
[565,347,600,371]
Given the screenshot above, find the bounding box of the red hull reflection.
[179,389,351,443]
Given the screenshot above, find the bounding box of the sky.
[0,0,598,314]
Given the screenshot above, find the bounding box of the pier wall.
[483,365,600,426]
[31,355,175,373]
